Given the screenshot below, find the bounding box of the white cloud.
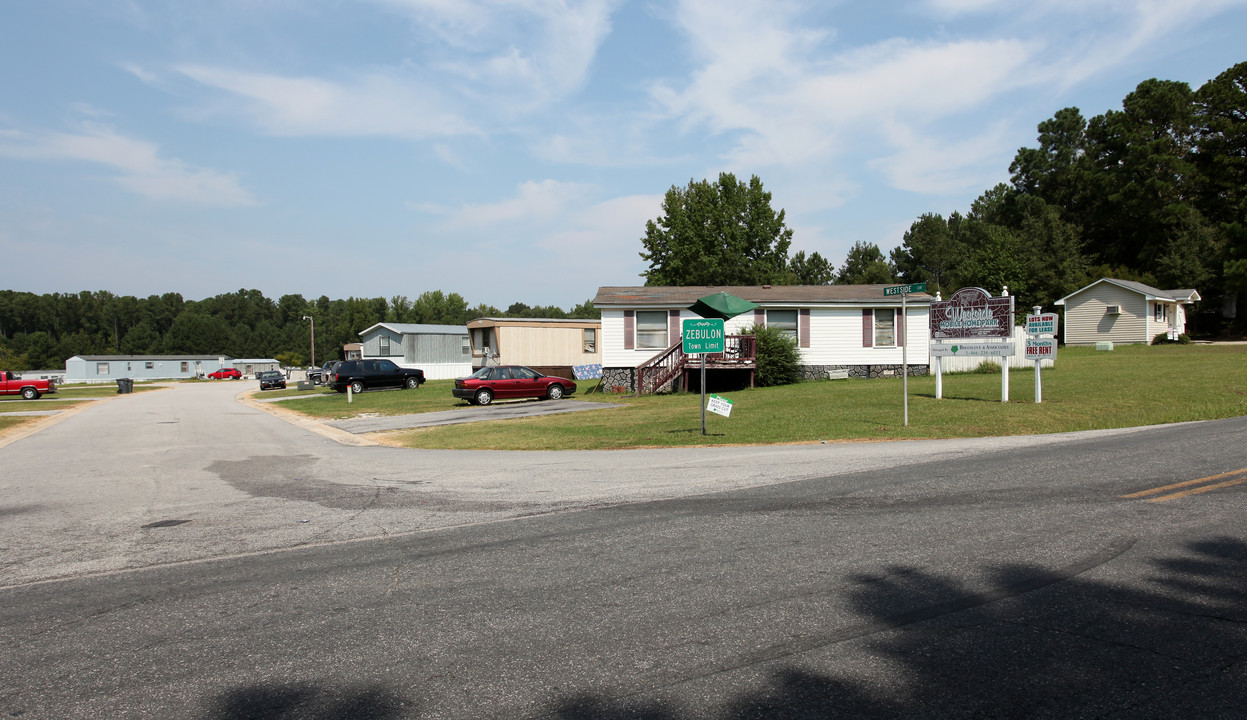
[371,0,617,103]
[655,0,1036,177]
[176,65,475,139]
[539,193,661,256]
[419,179,598,230]
[166,0,619,138]
[924,0,1001,14]
[0,123,256,206]
[869,118,1018,195]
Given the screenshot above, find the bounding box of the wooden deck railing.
[636,334,756,394]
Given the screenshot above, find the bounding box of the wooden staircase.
[636,334,757,394]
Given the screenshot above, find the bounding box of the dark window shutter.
[897,310,904,347]
[624,311,635,350]
[668,310,680,346]
[862,309,873,347]
[755,309,765,326]
[799,309,810,348]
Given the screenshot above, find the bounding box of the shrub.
[974,360,1002,374]
[1152,332,1192,345]
[745,323,802,387]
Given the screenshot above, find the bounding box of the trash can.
[116,378,133,394]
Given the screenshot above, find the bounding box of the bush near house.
[746,324,802,387]
[1152,332,1192,345]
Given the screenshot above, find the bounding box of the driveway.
[322,398,623,433]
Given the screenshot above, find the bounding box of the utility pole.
[302,315,315,368]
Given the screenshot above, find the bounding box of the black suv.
[327,359,424,394]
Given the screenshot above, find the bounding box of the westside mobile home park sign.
[929,287,1016,402]
[929,287,1013,340]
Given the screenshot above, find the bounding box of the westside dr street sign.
[682,318,725,354]
[883,282,927,296]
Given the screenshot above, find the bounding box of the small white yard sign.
[707,394,733,418]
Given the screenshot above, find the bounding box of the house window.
[636,311,668,349]
[461,337,470,355]
[96,362,110,375]
[145,361,154,369]
[379,334,391,356]
[583,328,596,353]
[874,309,896,347]
[767,309,798,339]
[181,362,189,372]
[1154,303,1167,322]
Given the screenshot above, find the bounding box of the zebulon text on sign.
[682,318,725,354]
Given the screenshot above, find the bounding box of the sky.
[2,1,1245,310]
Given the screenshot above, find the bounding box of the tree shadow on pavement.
[548,536,1247,720]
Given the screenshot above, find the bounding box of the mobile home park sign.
[929,287,1013,340]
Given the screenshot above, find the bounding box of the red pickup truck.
[0,370,57,400]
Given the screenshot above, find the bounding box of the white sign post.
[883,282,926,426]
[1025,308,1058,403]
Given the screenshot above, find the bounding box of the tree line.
[641,61,1246,333]
[0,289,598,371]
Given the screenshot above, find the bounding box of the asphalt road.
[1,381,1244,718]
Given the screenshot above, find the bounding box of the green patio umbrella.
[688,291,759,319]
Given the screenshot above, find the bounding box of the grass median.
[272,344,1247,450]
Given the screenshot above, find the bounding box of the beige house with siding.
[1054,279,1200,345]
[466,318,602,379]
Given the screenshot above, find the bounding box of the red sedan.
[207,368,242,380]
[452,365,576,406]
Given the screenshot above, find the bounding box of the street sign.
[929,342,1015,357]
[682,318,725,354]
[884,282,927,296]
[1026,313,1059,336]
[707,394,733,417]
[1025,338,1057,360]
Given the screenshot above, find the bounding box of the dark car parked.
[327,359,424,394]
[307,360,338,385]
[452,365,576,406]
[258,370,287,391]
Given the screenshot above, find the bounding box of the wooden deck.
[636,334,756,394]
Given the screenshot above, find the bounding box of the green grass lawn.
[346,344,1247,450]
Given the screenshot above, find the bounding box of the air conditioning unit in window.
[1105,305,1121,315]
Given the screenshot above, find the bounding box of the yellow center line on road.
[1120,468,1247,503]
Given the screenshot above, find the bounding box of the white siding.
[603,306,932,368]
[1064,284,1149,345]
[401,360,472,381]
[805,307,931,366]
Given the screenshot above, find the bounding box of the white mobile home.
[593,285,932,393]
[65,355,233,383]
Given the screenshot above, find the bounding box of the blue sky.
[2,1,1245,310]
